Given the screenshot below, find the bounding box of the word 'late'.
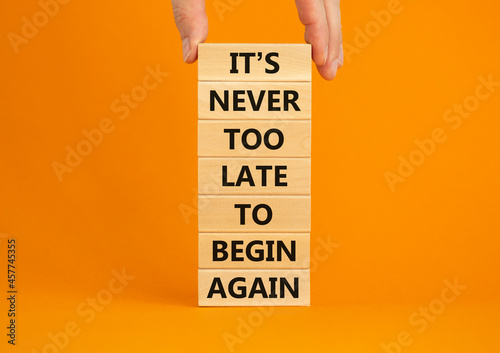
[222,165,287,187]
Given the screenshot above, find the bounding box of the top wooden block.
[198,44,311,82]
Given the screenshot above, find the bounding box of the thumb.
[171,0,208,63]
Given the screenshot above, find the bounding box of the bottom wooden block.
[198,269,310,307]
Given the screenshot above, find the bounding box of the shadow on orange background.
[0,0,499,352]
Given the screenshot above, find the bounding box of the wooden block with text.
[198,44,311,82]
[198,195,311,232]
[198,43,312,307]
[198,158,311,195]
[198,120,311,157]
[198,82,311,119]
[199,233,310,269]
[198,269,310,306]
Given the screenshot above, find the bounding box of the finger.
[317,0,342,80]
[295,0,329,67]
[171,0,208,63]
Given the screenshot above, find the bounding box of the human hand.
[171,0,342,80]
[295,0,343,80]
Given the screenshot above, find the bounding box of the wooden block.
[198,196,310,232]
[198,82,311,120]
[199,233,310,269]
[198,120,311,157]
[198,269,310,306]
[198,158,310,195]
[198,44,311,82]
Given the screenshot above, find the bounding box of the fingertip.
[310,44,328,67]
[304,26,329,67]
[316,58,341,81]
[311,46,328,68]
[296,0,329,68]
[330,58,340,79]
[339,43,344,66]
[320,45,328,67]
[316,66,333,81]
[316,38,342,80]
[321,0,343,81]
[182,38,192,63]
[172,0,208,64]
[183,38,205,64]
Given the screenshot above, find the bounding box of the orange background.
[1,0,499,352]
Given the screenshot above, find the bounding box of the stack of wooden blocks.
[197,44,311,306]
